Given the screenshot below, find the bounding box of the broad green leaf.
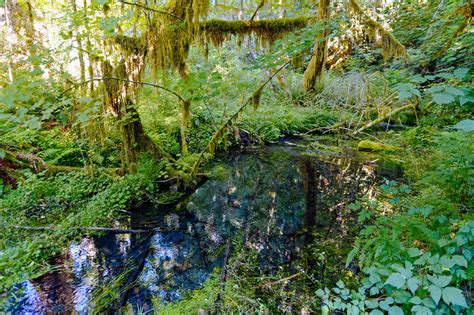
[365,299,379,309]
[408,248,421,257]
[440,255,454,268]
[369,272,381,285]
[398,90,413,100]
[452,255,468,267]
[437,239,449,247]
[459,95,474,105]
[426,86,445,93]
[370,286,379,296]
[316,289,325,297]
[393,290,412,304]
[407,277,420,294]
[442,287,468,307]
[369,310,383,315]
[385,273,406,289]
[453,67,469,79]
[410,296,422,305]
[388,306,403,315]
[427,275,452,287]
[422,297,436,309]
[436,72,454,79]
[451,119,474,131]
[0,150,5,159]
[410,75,427,83]
[379,300,390,311]
[445,87,464,96]
[432,93,455,105]
[411,305,432,315]
[336,280,345,288]
[428,285,441,305]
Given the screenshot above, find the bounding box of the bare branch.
[118,0,183,20]
[61,77,186,103]
[249,0,265,22]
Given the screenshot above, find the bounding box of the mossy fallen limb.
[357,140,399,152]
[353,103,415,135]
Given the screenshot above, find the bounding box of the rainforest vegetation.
[0,0,473,313]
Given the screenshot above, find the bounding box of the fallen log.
[0,148,122,175]
[4,224,155,234]
[352,103,416,135]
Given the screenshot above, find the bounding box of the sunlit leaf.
[442,287,468,307]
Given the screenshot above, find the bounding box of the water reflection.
[5,143,399,314]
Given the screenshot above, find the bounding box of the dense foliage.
[0,0,472,313]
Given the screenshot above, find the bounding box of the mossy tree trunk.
[179,99,191,155]
[102,56,163,173]
[303,0,330,92]
[120,102,162,172]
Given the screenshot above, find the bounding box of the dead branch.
[5,224,155,234]
[249,0,265,22]
[1,148,122,175]
[118,0,183,20]
[352,103,415,135]
[255,272,303,289]
[215,239,232,306]
[191,61,291,175]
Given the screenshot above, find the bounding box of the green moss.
[357,140,399,152]
[201,17,308,46]
[114,35,145,55]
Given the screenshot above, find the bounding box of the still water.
[6,142,401,313]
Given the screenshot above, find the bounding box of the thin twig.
[118,0,183,20]
[215,239,232,306]
[60,77,186,102]
[249,0,265,22]
[255,272,303,289]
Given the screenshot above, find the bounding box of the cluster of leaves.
[393,67,472,106]
[317,128,473,314]
[317,219,472,314]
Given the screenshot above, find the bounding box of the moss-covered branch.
[200,17,310,45]
[349,0,406,60]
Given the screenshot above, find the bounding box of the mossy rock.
[357,140,399,152]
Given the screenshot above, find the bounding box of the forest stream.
[6,141,401,314]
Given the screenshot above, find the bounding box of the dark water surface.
[5,142,401,314]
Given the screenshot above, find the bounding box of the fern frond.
[346,239,361,267]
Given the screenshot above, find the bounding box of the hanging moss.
[348,0,406,60]
[251,88,263,110]
[200,17,308,46]
[114,35,146,55]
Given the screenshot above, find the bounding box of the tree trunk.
[70,0,86,88]
[303,0,330,92]
[120,102,162,172]
[179,100,191,155]
[101,58,165,173]
[4,0,16,82]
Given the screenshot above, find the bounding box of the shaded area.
[4,143,401,313]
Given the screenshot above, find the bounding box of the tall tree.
[303,0,330,92]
